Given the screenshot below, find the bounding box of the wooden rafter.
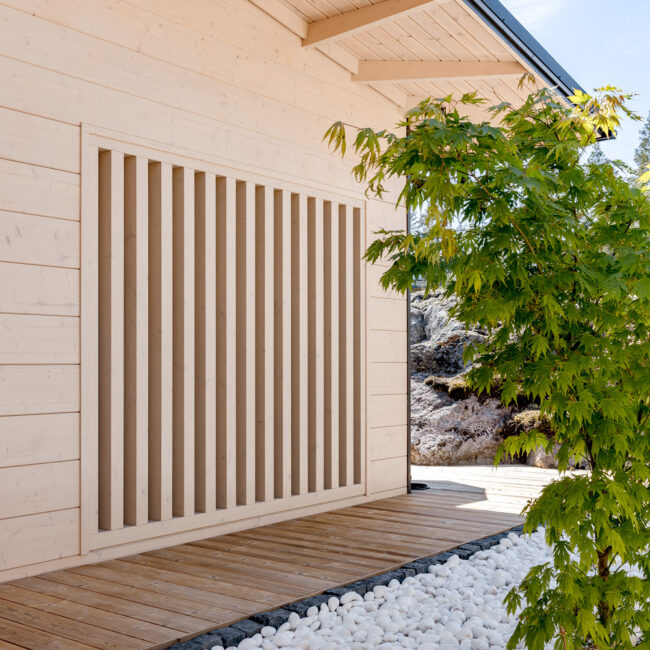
[352,59,527,83]
[302,0,440,48]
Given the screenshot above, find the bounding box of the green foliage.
[327,86,650,648]
[635,111,650,179]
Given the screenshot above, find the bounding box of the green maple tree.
[326,85,650,648]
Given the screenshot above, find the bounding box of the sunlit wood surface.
[0,466,558,649]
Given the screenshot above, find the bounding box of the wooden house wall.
[0,0,408,580]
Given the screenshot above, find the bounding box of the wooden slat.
[172,166,195,517]
[0,262,78,316]
[148,161,173,522]
[368,362,406,395]
[0,158,78,221]
[353,207,365,485]
[273,189,292,499]
[353,59,526,83]
[216,177,237,510]
[0,314,78,364]
[339,204,355,486]
[236,180,256,506]
[0,586,158,648]
[0,509,79,572]
[255,185,274,503]
[0,461,78,519]
[98,149,124,531]
[14,576,206,636]
[307,197,325,493]
[41,570,235,625]
[0,210,79,268]
[195,172,217,513]
[0,106,80,173]
[368,393,406,428]
[368,425,406,460]
[74,561,262,613]
[324,202,339,490]
[0,617,95,650]
[291,194,309,496]
[302,0,437,47]
[124,155,149,527]
[0,365,78,416]
[0,413,78,468]
[80,133,98,551]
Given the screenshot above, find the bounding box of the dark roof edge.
[462,0,584,101]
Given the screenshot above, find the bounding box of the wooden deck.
[0,467,557,649]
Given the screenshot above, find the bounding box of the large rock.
[410,291,484,376]
[411,374,513,465]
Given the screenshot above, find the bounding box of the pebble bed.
[173,526,561,650]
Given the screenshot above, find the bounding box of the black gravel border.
[169,524,525,649]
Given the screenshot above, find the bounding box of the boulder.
[410,291,484,376]
[410,375,512,465]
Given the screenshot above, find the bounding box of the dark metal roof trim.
[462,0,584,101]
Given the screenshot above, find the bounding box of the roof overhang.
[249,0,582,111]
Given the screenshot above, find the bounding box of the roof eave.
[462,0,584,102]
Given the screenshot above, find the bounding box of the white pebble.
[273,631,294,647]
[252,529,620,650]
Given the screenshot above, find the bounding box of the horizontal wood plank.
[0,107,80,173]
[0,262,78,316]
[0,314,78,364]
[0,413,79,468]
[0,211,79,268]
[0,461,79,519]
[0,365,78,416]
[0,159,79,221]
[0,509,79,572]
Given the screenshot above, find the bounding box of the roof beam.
[352,59,526,83]
[302,0,438,48]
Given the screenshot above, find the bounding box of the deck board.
[0,466,558,649]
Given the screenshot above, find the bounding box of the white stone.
[327,596,339,611]
[260,626,276,638]
[340,591,361,605]
[272,631,294,647]
[446,554,461,569]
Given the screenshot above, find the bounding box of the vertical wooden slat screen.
[88,133,368,547]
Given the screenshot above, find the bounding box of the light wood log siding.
[0,0,409,579]
[86,133,367,544]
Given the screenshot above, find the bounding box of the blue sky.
[500,0,650,166]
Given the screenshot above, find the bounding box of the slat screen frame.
[81,127,370,552]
